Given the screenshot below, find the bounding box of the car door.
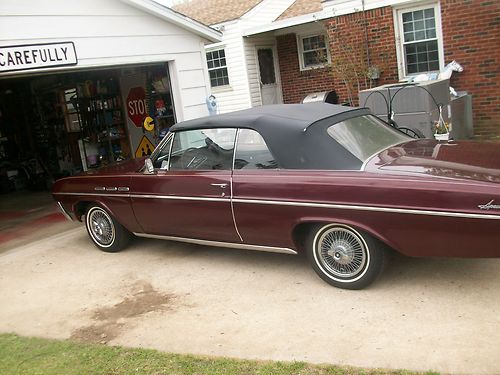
[231,128,289,247]
[130,128,240,243]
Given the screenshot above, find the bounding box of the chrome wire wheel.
[314,225,369,281]
[86,207,115,248]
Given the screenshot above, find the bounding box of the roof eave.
[121,0,222,42]
[243,10,332,37]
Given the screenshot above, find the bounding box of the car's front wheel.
[85,204,131,252]
[307,223,386,290]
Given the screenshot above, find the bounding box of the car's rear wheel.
[85,204,131,252]
[307,223,385,290]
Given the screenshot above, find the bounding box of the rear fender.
[291,216,402,254]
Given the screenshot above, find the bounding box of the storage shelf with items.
[146,68,176,144]
[71,78,130,169]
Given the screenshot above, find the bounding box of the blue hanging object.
[206,94,218,115]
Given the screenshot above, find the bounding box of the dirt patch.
[71,281,175,344]
[70,321,125,344]
[93,281,174,321]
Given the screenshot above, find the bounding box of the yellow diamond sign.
[135,135,155,158]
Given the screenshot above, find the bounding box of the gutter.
[242,10,331,37]
[242,0,415,37]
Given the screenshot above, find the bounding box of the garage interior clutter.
[0,63,176,194]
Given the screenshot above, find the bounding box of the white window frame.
[206,47,230,89]
[297,33,331,71]
[393,2,445,79]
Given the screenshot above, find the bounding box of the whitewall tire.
[85,205,131,252]
[307,223,385,290]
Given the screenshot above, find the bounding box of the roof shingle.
[276,0,322,21]
[173,0,263,26]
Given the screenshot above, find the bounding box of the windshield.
[327,115,410,163]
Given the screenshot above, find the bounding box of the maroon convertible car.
[53,103,500,289]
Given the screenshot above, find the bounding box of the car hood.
[364,139,500,183]
[82,157,146,176]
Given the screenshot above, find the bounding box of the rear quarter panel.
[232,170,500,257]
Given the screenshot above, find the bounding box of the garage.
[0,0,220,239]
[1,63,177,189]
[0,0,220,184]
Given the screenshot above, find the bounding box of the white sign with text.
[0,42,77,73]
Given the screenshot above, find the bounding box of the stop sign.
[126,87,147,127]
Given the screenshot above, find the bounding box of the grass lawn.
[0,333,437,375]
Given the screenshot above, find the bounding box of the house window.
[397,4,443,76]
[206,49,229,87]
[298,34,330,70]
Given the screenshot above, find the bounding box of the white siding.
[242,0,294,107]
[205,0,295,113]
[243,33,278,107]
[0,0,213,120]
[322,0,415,16]
[205,22,252,114]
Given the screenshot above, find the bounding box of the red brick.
[277,1,500,138]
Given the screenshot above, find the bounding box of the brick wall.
[277,7,397,106]
[276,33,336,104]
[325,7,399,104]
[441,0,500,139]
[276,2,500,138]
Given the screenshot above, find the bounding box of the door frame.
[255,45,283,105]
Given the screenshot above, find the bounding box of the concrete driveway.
[0,227,499,374]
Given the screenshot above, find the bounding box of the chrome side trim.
[130,194,226,202]
[232,198,500,220]
[53,192,500,220]
[56,201,73,221]
[94,186,106,191]
[230,179,243,242]
[54,192,129,197]
[133,233,297,255]
[231,129,244,242]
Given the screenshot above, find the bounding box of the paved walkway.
[0,228,499,374]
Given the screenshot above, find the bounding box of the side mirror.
[144,158,154,174]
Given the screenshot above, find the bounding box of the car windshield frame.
[149,132,173,162]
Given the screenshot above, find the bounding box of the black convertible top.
[170,102,368,133]
[169,103,374,170]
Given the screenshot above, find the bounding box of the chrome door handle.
[210,183,228,188]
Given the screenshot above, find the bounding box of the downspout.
[361,0,372,86]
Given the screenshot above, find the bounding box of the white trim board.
[124,0,222,42]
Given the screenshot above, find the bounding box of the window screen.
[257,49,276,85]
